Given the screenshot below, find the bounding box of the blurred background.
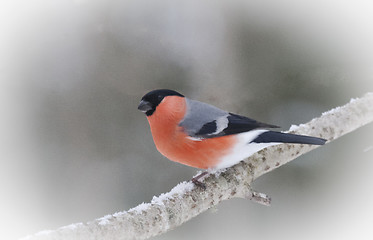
[1,0,373,239]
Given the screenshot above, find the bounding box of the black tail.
[252,131,326,145]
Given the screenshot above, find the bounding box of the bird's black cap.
[138,89,184,116]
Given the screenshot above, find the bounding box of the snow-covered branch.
[24,93,373,240]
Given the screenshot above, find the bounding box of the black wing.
[194,113,280,138]
[251,131,326,145]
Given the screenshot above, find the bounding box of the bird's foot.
[191,171,209,190]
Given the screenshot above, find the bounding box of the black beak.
[138,100,153,112]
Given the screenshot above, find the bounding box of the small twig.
[249,190,272,206]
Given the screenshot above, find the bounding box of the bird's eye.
[158,95,163,101]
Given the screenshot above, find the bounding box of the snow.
[322,106,342,116]
[289,124,300,131]
[349,97,358,103]
[212,168,226,178]
[59,222,83,230]
[94,181,194,227]
[288,123,309,132]
[126,181,194,214]
[255,192,268,198]
[97,215,111,225]
[151,181,194,206]
[128,202,151,214]
[113,211,125,217]
[21,181,195,236]
[321,96,362,117]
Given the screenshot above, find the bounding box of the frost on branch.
[23,93,373,240]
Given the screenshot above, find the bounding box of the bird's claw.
[191,171,209,190]
[192,178,206,189]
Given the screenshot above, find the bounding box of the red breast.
[146,96,237,169]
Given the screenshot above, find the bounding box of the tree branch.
[23,93,373,240]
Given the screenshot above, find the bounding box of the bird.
[138,89,326,184]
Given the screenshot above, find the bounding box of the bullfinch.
[138,89,326,181]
